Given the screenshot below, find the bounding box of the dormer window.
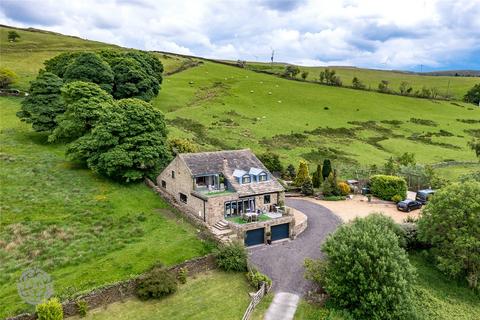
[242,175,251,184]
[259,173,267,181]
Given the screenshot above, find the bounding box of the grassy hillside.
[151,61,480,177]
[0,97,211,318]
[0,27,209,318]
[243,62,480,101]
[0,26,194,90]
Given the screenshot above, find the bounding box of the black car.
[415,189,435,204]
[397,199,422,212]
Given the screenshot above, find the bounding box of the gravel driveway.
[248,198,342,295]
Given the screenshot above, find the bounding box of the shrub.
[177,267,188,284]
[310,216,416,319]
[301,178,314,196]
[214,242,248,272]
[363,213,407,248]
[322,195,346,201]
[75,300,88,317]
[400,223,426,250]
[0,67,17,88]
[322,171,341,196]
[36,297,63,320]
[337,182,350,196]
[369,174,407,201]
[246,269,272,289]
[391,194,403,203]
[168,137,198,155]
[136,266,178,300]
[258,152,284,174]
[418,181,480,289]
[294,160,311,186]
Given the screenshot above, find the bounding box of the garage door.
[245,228,265,246]
[271,223,289,241]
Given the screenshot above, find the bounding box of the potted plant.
[266,231,272,245]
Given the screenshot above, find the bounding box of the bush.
[246,269,272,289]
[418,181,480,289]
[75,300,88,317]
[36,297,63,320]
[136,266,178,300]
[0,67,17,88]
[391,194,403,203]
[322,195,346,201]
[337,182,350,196]
[363,213,407,248]
[369,174,407,201]
[311,215,416,319]
[177,267,188,284]
[301,178,314,196]
[214,242,248,272]
[400,223,426,250]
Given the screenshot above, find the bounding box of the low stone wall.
[7,255,216,320]
[292,208,308,238]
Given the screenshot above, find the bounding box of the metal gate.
[245,228,265,246]
[271,223,289,241]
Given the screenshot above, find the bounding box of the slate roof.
[178,149,284,197]
[249,167,265,175]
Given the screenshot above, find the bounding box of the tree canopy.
[463,83,480,105]
[63,52,114,93]
[44,52,81,78]
[418,181,480,289]
[110,57,160,101]
[66,98,170,182]
[50,81,114,142]
[16,71,65,132]
[7,31,20,42]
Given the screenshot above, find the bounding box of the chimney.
[222,158,229,174]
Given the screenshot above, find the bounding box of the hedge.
[370,175,407,201]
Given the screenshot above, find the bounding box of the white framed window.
[242,175,251,184]
[259,173,267,181]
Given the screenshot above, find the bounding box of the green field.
[68,271,252,320]
[244,62,480,100]
[0,97,211,318]
[151,61,480,177]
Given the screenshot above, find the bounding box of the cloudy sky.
[1,0,479,71]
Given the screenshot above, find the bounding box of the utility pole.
[270,48,275,66]
[446,79,451,98]
[420,64,423,73]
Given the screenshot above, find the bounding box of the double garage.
[244,223,290,246]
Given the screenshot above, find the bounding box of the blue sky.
[1,0,479,71]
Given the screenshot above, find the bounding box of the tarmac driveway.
[248,198,342,295]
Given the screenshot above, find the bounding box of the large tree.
[305,214,416,319]
[16,72,65,132]
[44,52,81,78]
[109,57,160,101]
[49,81,114,142]
[67,98,171,182]
[418,181,480,289]
[63,52,114,93]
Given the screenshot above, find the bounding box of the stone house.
[157,149,294,246]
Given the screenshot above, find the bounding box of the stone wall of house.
[205,193,239,225]
[156,157,207,223]
[7,256,216,320]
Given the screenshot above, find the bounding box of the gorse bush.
[337,181,350,196]
[313,216,416,319]
[214,242,248,272]
[369,174,407,201]
[36,297,63,320]
[136,265,178,300]
[391,194,403,203]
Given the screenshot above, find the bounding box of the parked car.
[397,199,422,212]
[361,186,370,195]
[415,189,435,204]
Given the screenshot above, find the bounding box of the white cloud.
[1,0,479,70]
